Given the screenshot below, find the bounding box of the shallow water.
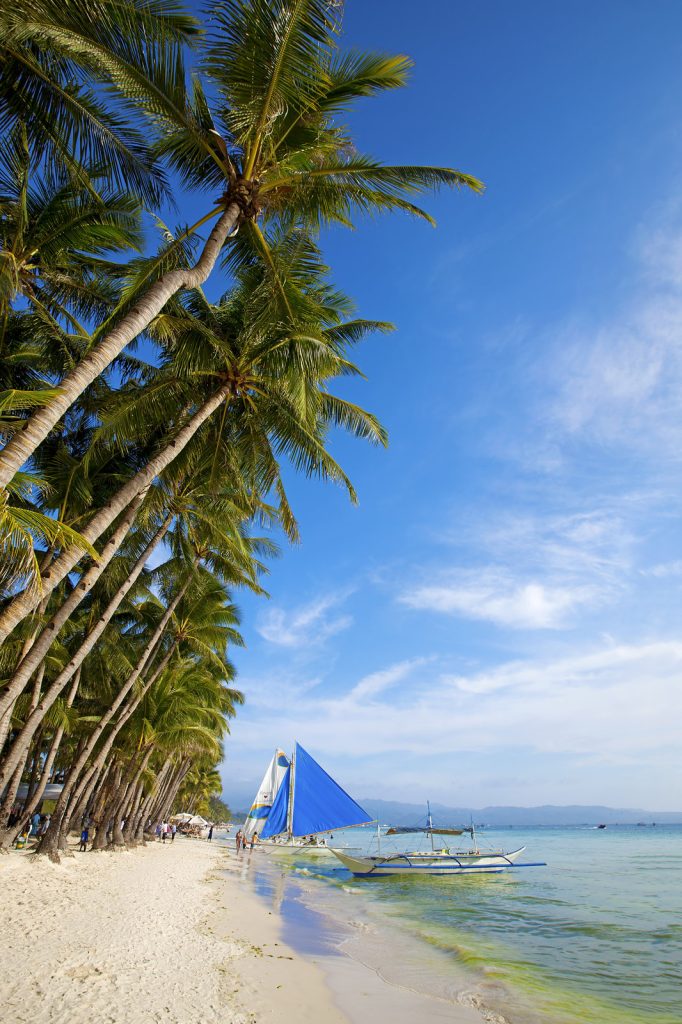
[235,825,682,1024]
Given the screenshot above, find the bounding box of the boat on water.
[243,743,369,857]
[331,805,544,877]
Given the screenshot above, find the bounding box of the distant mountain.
[358,798,682,827]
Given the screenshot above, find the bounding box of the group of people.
[11,810,51,848]
[234,828,258,853]
[155,821,177,842]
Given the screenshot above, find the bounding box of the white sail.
[242,749,289,839]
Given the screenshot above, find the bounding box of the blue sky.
[180,1,682,811]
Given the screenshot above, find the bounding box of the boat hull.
[259,841,336,858]
[330,846,527,877]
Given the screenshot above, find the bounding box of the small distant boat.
[597,824,607,829]
[331,805,544,878]
[245,743,369,857]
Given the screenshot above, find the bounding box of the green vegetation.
[0,0,480,859]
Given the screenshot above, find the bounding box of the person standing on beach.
[79,826,89,852]
[235,829,243,852]
[207,824,214,841]
[250,832,258,851]
[171,823,177,842]
[161,820,168,843]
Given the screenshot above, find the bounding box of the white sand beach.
[0,838,488,1024]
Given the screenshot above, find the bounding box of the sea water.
[241,825,682,1024]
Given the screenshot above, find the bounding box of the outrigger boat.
[331,805,545,877]
[244,743,370,857]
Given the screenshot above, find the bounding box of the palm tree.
[0,229,385,647]
[0,0,482,489]
[0,129,143,331]
[35,565,243,858]
[0,0,198,204]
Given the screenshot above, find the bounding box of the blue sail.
[291,743,371,836]
[260,765,290,838]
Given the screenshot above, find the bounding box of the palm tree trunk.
[0,489,147,737]
[135,758,172,842]
[158,760,192,823]
[0,383,230,648]
[0,205,240,489]
[109,746,154,848]
[0,670,81,850]
[23,726,44,805]
[36,635,178,860]
[0,566,52,752]
[0,661,47,831]
[91,765,121,850]
[0,511,173,791]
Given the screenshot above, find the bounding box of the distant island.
[357,799,682,827]
[227,796,682,827]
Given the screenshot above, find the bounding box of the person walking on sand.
[161,820,168,843]
[207,824,214,841]
[171,823,177,842]
[250,831,258,851]
[235,829,243,852]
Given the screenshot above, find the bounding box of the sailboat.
[242,749,290,840]
[252,743,371,856]
[331,804,544,877]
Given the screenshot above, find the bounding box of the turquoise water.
[243,825,682,1024]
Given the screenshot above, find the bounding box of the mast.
[286,746,296,841]
[428,800,435,851]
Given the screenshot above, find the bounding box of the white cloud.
[641,559,682,578]
[400,570,599,629]
[257,593,352,648]
[348,657,432,701]
[545,226,682,455]
[229,640,682,775]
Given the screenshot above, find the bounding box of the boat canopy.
[260,743,371,838]
[385,826,472,837]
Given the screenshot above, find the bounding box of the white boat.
[250,743,371,856]
[331,806,542,877]
[242,748,290,840]
[259,836,337,858]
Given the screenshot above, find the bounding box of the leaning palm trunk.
[121,781,145,845]
[0,511,173,793]
[108,746,154,848]
[134,758,173,842]
[149,758,191,830]
[0,574,52,752]
[0,384,230,647]
[36,630,179,861]
[91,765,122,851]
[0,206,240,490]
[68,643,176,821]
[158,761,192,824]
[0,662,47,836]
[2,669,82,849]
[0,490,147,742]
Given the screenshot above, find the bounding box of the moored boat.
[331,806,544,877]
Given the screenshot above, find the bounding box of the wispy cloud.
[400,571,600,629]
[348,657,432,701]
[545,224,682,456]
[227,640,682,805]
[256,593,352,648]
[640,559,682,578]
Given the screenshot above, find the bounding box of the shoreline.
[0,835,491,1023]
[242,848,500,1024]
